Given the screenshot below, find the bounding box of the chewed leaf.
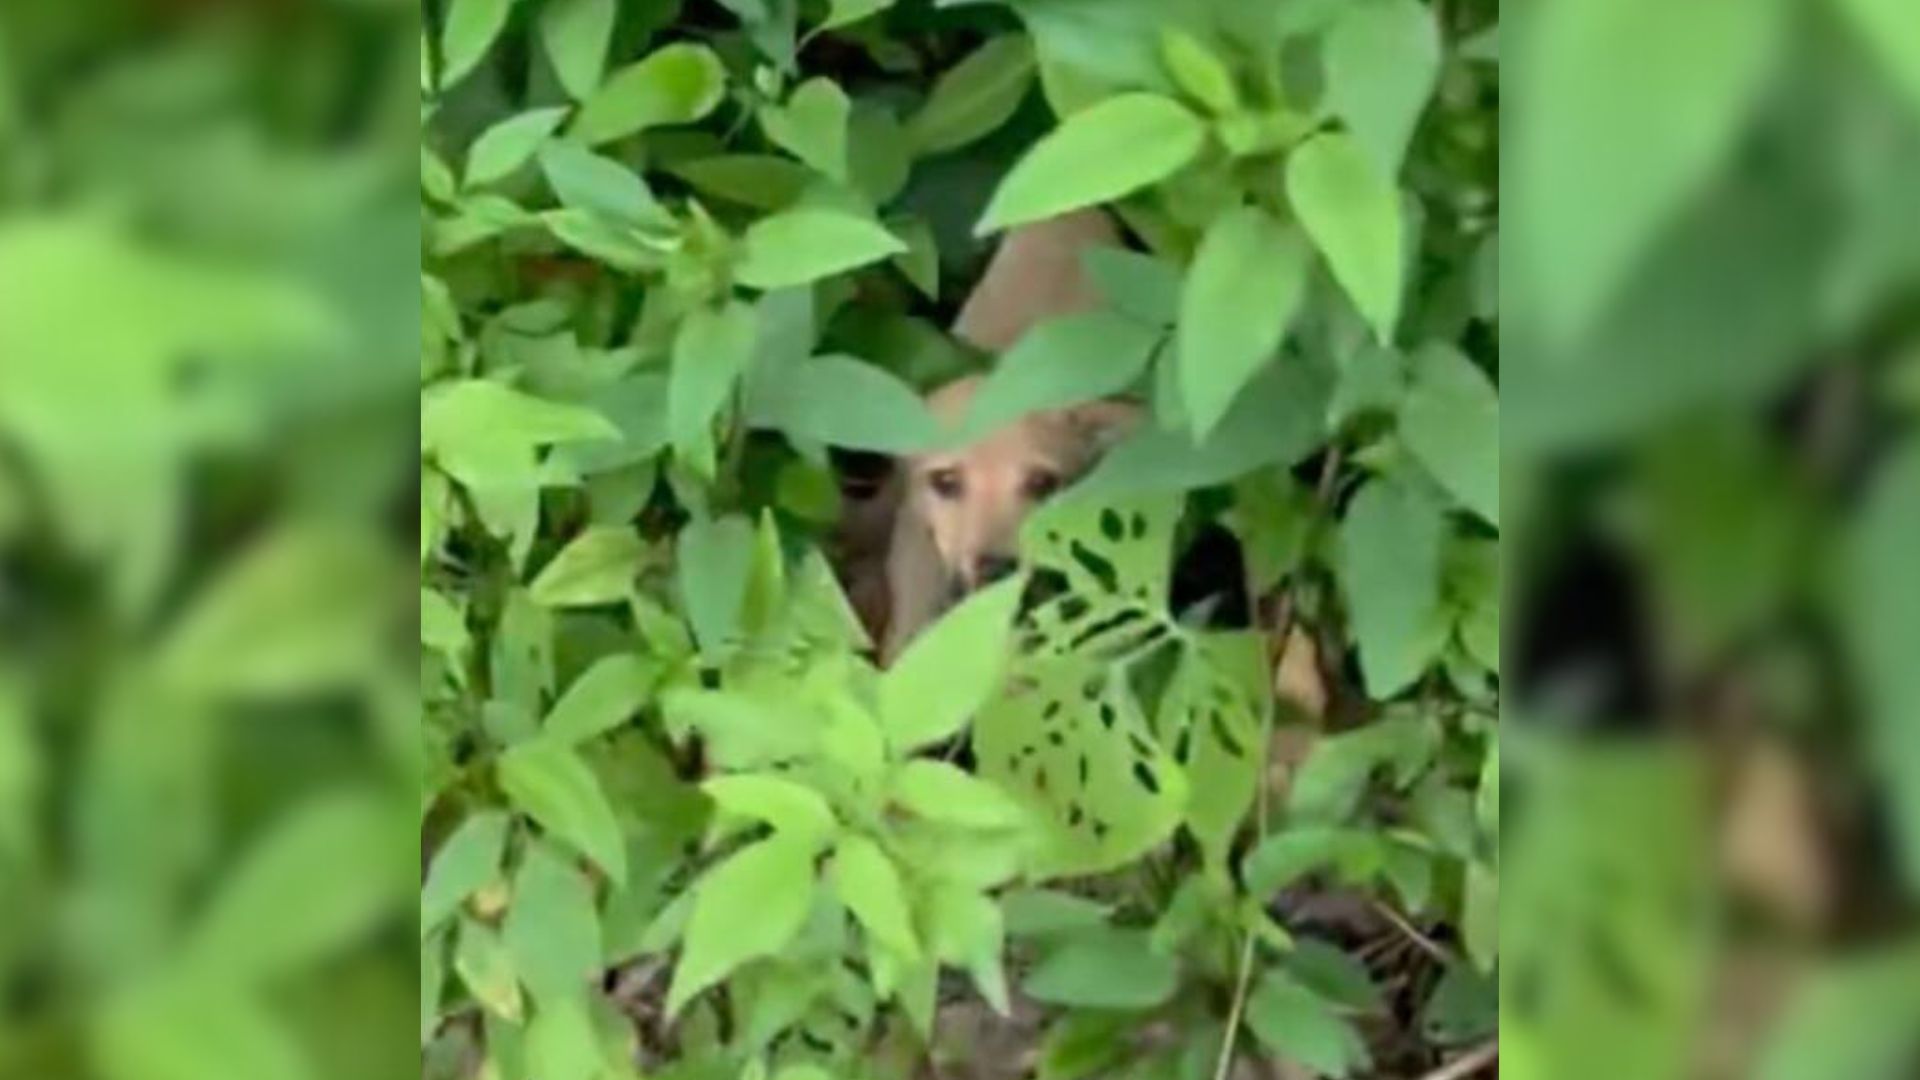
[1021,493,1181,622]
[975,658,1186,877]
[1156,633,1269,870]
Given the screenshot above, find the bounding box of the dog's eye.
[1023,469,1062,501]
[927,468,965,500]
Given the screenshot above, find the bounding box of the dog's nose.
[975,554,1019,584]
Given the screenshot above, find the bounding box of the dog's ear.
[1064,399,1143,455]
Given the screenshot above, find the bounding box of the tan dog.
[864,210,1138,661]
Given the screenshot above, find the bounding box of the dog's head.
[902,376,1137,600]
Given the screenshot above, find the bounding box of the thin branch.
[1416,1039,1498,1080]
[1370,898,1456,966]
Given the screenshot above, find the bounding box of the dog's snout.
[975,554,1019,585]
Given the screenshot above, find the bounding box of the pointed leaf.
[573,42,727,146]
[880,576,1025,754]
[467,107,572,187]
[977,93,1205,234]
[540,0,616,100]
[666,834,816,1016]
[1287,131,1405,343]
[735,210,907,289]
[422,811,511,934]
[1178,207,1312,438]
[1399,345,1499,526]
[831,834,921,960]
[542,653,653,744]
[1324,0,1441,176]
[1340,478,1446,698]
[498,741,628,885]
[908,35,1037,156]
[668,299,759,452]
[440,0,512,88]
[503,840,603,1004]
[530,526,649,607]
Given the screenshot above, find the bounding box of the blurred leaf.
[831,834,921,959]
[1287,131,1405,344]
[422,811,512,935]
[574,42,727,146]
[1834,0,1920,117]
[187,788,402,984]
[735,209,907,289]
[1084,246,1183,327]
[541,0,617,100]
[760,77,852,180]
[1514,0,1785,341]
[1847,438,1920,891]
[158,525,390,699]
[977,93,1206,234]
[503,841,603,1005]
[1001,888,1112,938]
[498,741,628,885]
[525,994,606,1080]
[543,654,652,744]
[666,833,817,1016]
[669,299,759,453]
[1399,345,1499,526]
[1324,0,1441,176]
[822,0,895,30]
[97,978,309,1080]
[467,107,572,188]
[1245,970,1371,1078]
[440,0,513,88]
[1756,940,1920,1080]
[1024,928,1176,1009]
[908,35,1038,157]
[880,575,1025,753]
[1177,207,1311,438]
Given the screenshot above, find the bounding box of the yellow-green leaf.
[1287,131,1405,343]
[831,834,921,960]
[666,834,817,1016]
[977,93,1205,235]
[573,42,726,146]
[1177,206,1311,439]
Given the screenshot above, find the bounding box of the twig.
[1213,449,1346,1080]
[1416,1039,1498,1080]
[1370,898,1455,966]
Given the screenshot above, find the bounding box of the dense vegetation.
[421,1,1499,1078]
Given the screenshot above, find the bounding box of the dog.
[820,210,1137,660]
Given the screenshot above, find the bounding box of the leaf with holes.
[975,658,1187,877]
[1156,633,1268,870]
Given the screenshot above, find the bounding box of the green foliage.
[421,0,1497,1075]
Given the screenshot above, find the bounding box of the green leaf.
[1024,929,1177,1010]
[977,93,1206,235]
[1084,246,1183,327]
[1287,131,1405,343]
[1177,207,1312,439]
[454,918,523,1021]
[831,834,921,959]
[759,77,852,180]
[530,526,648,607]
[908,35,1037,157]
[503,840,603,1005]
[1324,0,1441,176]
[735,209,907,290]
[1847,439,1920,891]
[669,155,813,211]
[467,107,572,188]
[1514,0,1785,342]
[1462,859,1497,971]
[1340,479,1446,698]
[497,741,628,885]
[573,42,727,146]
[1001,888,1111,939]
[669,300,759,452]
[747,353,942,453]
[1755,941,1920,1080]
[525,995,604,1080]
[1835,0,1920,118]
[422,811,511,934]
[186,788,402,984]
[702,773,839,846]
[440,0,513,89]
[1246,971,1371,1077]
[889,760,1029,830]
[880,575,1025,754]
[1158,30,1239,115]
[1399,345,1499,526]
[540,0,616,100]
[538,141,669,227]
[666,834,817,1016]
[677,515,754,655]
[542,653,652,744]
[97,978,309,1080]
[821,0,894,31]
[961,312,1161,438]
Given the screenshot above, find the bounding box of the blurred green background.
[0,0,1916,1078]
[0,2,418,1079]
